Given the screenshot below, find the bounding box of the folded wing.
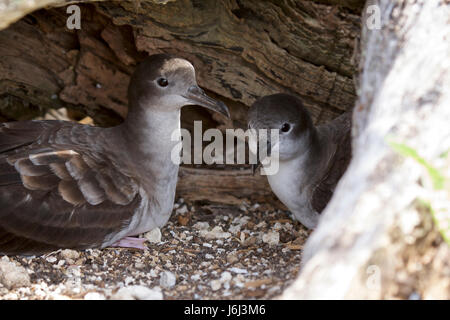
[0,121,140,255]
[311,112,352,213]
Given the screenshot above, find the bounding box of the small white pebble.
[159,271,176,288]
[256,221,267,228]
[60,249,80,261]
[229,267,247,274]
[46,256,57,263]
[112,286,163,300]
[84,292,106,300]
[193,222,210,230]
[240,232,246,243]
[57,260,65,267]
[191,274,201,281]
[228,224,241,234]
[4,293,19,299]
[199,226,231,240]
[283,223,293,230]
[176,205,188,215]
[210,280,221,291]
[262,231,280,246]
[87,249,100,257]
[268,285,281,294]
[144,228,162,243]
[124,276,134,286]
[220,271,232,283]
[0,260,31,289]
[273,222,283,230]
[233,280,244,288]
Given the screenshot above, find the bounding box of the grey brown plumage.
[0,54,229,255]
[248,93,351,228]
[0,121,140,255]
[310,112,351,213]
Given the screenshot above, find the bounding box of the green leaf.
[417,199,450,246]
[387,140,445,190]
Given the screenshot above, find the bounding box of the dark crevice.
[231,0,256,20]
[22,14,38,26]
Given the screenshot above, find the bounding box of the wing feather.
[0,120,142,255]
[15,158,53,176]
[312,112,352,213]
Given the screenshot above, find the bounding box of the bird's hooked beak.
[183,85,230,118]
[250,134,272,176]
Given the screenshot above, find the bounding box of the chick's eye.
[157,78,169,87]
[281,123,291,133]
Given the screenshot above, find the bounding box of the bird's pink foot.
[111,237,147,250]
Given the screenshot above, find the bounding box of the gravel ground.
[0,198,309,300]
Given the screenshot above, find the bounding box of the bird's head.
[247,93,315,169]
[128,54,230,118]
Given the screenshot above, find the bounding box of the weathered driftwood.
[281,0,450,299]
[177,167,279,206]
[0,0,361,204]
[0,0,359,124]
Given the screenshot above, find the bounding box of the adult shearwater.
[0,54,229,255]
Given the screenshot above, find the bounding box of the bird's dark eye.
[157,78,169,87]
[281,123,291,133]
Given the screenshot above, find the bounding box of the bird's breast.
[132,166,178,234]
[267,159,309,213]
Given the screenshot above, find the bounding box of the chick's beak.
[183,85,230,118]
[251,162,262,176]
[250,134,272,176]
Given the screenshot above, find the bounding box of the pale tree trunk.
[282,0,450,299]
